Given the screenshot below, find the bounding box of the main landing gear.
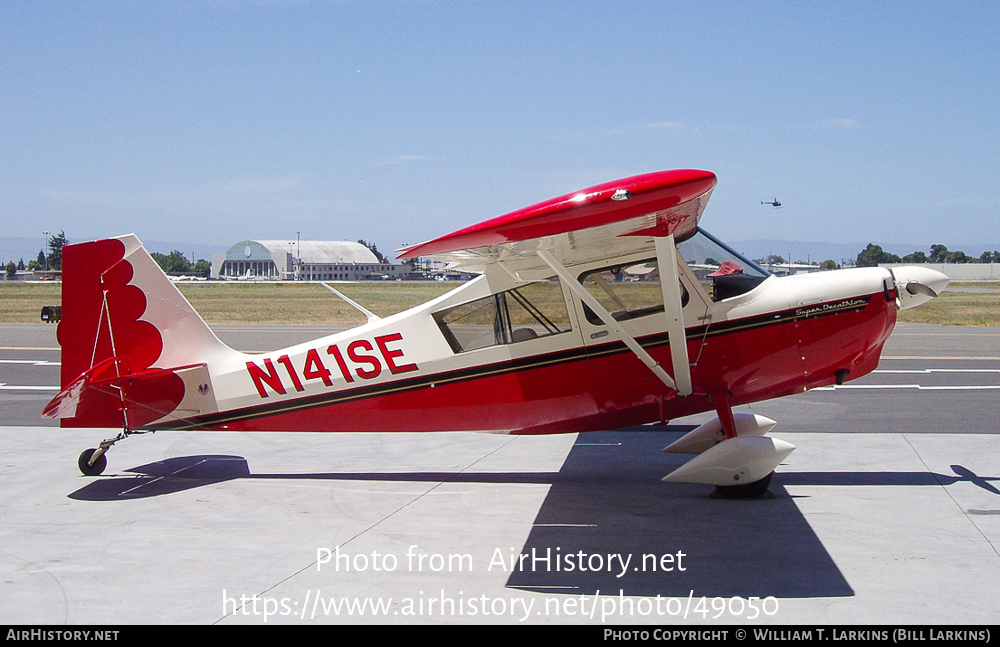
[661,392,795,499]
[712,470,774,500]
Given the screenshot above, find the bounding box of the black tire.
[713,471,773,499]
[78,448,107,476]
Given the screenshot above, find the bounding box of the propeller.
[905,281,938,298]
[891,267,949,310]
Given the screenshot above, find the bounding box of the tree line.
[4,233,214,279]
[149,250,212,276]
[855,243,1000,267]
[6,233,998,280]
[4,231,68,278]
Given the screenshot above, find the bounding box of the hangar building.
[211,240,399,281]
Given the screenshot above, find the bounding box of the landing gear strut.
[662,391,794,498]
[77,428,141,476]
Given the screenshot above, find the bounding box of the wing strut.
[654,236,693,396]
[536,248,679,393]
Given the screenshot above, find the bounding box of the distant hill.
[4,236,999,270]
[730,240,1000,265]
[0,238,43,265]
[0,237,223,266]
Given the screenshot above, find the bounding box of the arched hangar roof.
[225,240,379,264]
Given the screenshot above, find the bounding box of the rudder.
[50,235,231,428]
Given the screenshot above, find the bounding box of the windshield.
[677,229,769,301]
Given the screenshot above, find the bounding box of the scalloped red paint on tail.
[52,236,229,429]
[100,256,163,374]
[58,238,165,382]
[58,238,128,387]
[55,238,172,427]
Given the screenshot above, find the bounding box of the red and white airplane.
[44,169,948,497]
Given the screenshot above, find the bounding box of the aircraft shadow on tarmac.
[505,429,856,599]
[67,427,999,599]
[501,431,999,600]
[67,454,252,500]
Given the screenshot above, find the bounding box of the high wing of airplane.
[44,169,949,498]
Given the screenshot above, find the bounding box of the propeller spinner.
[891,266,950,309]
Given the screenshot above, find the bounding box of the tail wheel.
[712,471,774,499]
[78,448,107,476]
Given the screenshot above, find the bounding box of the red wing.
[396,169,716,268]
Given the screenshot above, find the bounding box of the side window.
[578,260,688,325]
[434,281,571,353]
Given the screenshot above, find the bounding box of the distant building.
[1,269,61,282]
[760,262,823,277]
[407,257,478,281]
[211,240,405,281]
[880,262,1000,281]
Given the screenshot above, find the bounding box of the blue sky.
[3,1,998,260]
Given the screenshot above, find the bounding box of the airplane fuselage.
[155,255,900,436]
[50,169,949,486]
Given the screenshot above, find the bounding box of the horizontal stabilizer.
[662,436,795,486]
[44,361,216,429]
[663,413,777,454]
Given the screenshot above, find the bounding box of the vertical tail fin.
[48,235,232,428]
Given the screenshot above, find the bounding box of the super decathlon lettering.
[794,297,869,318]
[246,333,418,398]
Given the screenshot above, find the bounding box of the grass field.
[2,280,997,325]
[173,281,458,325]
[0,281,459,325]
[0,282,62,323]
[895,282,1000,326]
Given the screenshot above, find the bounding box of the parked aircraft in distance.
[45,169,947,497]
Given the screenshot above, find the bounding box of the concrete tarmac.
[1,322,998,625]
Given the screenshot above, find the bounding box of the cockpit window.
[434,280,571,353]
[577,259,689,325]
[677,229,769,301]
